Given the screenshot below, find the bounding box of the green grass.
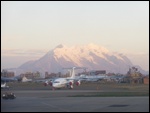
[69,92,149,97]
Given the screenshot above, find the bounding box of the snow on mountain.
[18,43,146,74]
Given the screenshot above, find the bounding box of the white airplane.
[44,67,84,90]
[1,76,18,82]
[1,82,9,89]
[22,76,32,82]
[79,74,108,82]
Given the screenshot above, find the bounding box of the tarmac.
[1,90,149,112]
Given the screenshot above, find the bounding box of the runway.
[1,90,149,112]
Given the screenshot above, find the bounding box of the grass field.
[3,82,149,97]
[69,91,149,97]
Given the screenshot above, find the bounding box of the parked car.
[2,92,16,99]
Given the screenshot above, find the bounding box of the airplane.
[44,67,85,90]
[1,82,9,89]
[44,67,110,89]
[1,75,21,82]
[22,76,32,82]
[79,74,108,82]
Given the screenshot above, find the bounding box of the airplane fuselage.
[52,78,68,88]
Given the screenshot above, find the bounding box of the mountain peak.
[87,43,109,53]
[55,44,66,49]
[18,43,147,74]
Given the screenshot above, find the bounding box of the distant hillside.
[18,43,147,74]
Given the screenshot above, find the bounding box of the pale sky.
[1,1,149,70]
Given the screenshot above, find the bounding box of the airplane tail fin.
[70,67,76,78]
[3,82,6,86]
[1,82,6,88]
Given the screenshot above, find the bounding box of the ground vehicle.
[2,92,16,99]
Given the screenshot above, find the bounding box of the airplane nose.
[52,83,58,88]
[52,83,55,87]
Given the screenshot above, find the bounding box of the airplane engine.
[44,81,49,86]
[49,81,52,86]
[44,82,48,86]
[76,81,81,86]
[69,81,73,85]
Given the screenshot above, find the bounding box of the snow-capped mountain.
[18,43,146,74]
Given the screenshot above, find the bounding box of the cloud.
[1,49,47,57]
